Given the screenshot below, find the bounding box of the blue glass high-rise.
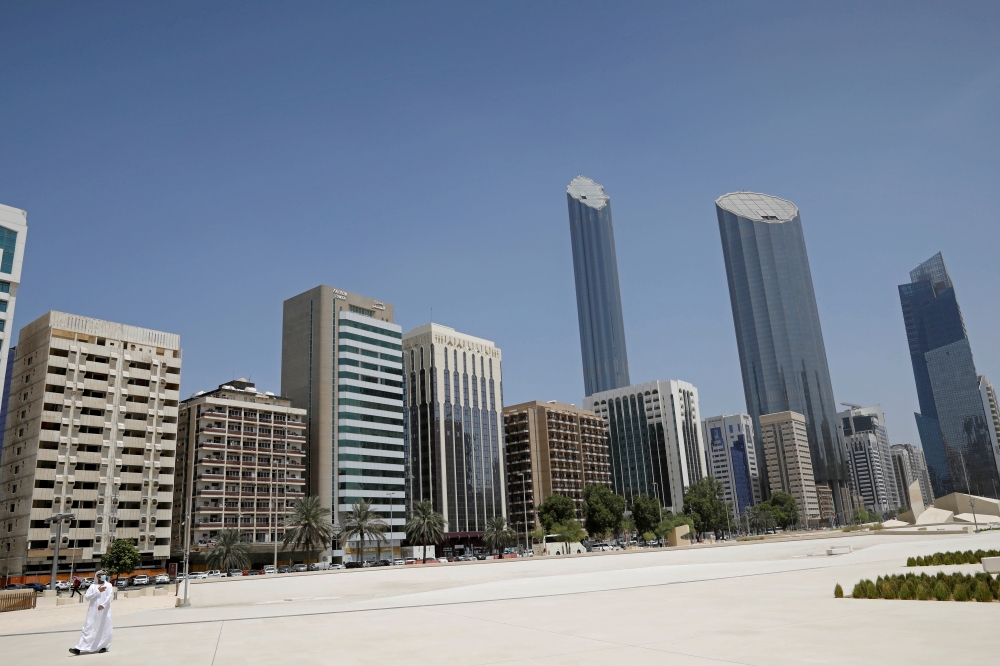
[716,192,849,516]
[567,176,630,397]
[899,252,999,498]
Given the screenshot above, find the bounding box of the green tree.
[630,494,662,537]
[339,498,387,564]
[204,529,250,572]
[682,478,730,537]
[767,492,799,529]
[620,516,636,546]
[404,499,446,563]
[483,515,516,558]
[851,507,871,525]
[537,494,576,532]
[748,505,776,534]
[550,520,587,555]
[530,525,546,546]
[101,538,140,584]
[581,484,625,537]
[282,495,336,564]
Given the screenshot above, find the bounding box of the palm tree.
[282,496,336,564]
[482,515,516,558]
[204,529,250,572]
[620,516,636,547]
[340,499,388,565]
[404,500,446,563]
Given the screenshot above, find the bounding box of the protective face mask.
[100,575,109,583]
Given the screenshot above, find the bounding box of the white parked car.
[154,574,170,584]
[292,564,309,573]
[133,574,149,586]
[206,570,222,578]
[55,580,71,591]
[262,566,276,575]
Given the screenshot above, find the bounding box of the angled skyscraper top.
[567,176,630,397]
[716,192,849,516]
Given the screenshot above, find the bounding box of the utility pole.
[180,408,196,608]
[44,513,75,592]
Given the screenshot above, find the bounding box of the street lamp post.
[44,513,76,593]
[180,421,196,608]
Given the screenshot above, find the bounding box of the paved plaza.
[4,530,1000,664]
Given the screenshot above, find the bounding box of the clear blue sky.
[3,2,998,447]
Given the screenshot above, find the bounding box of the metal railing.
[0,590,37,613]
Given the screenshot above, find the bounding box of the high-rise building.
[898,252,999,498]
[702,414,762,523]
[584,380,706,512]
[758,411,821,524]
[0,346,16,459]
[402,323,505,556]
[837,405,901,515]
[281,286,404,562]
[889,443,934,511]
[716,193,848,515]
[567,176,630,397]
[172,380,307,560]
[503,401,610,544]
[0,312,181,577]
[0,204,27,425]
[978,376,1000,486]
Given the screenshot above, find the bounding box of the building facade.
[503,401,610,542]
[567,176,630,397]
[889,443,934,510]
[899,252,999,498]
[978,376,1000,486]
[584,380,706,513]
[702,414,761,523]
[281,286,405,562]
[0,312,180,577]
[402,323,505,555]
[0,347,16,459]
[716,192,848,515]
[837,405,901,516]
[0,203,27,446]
[172,380,307,559]
[758,411,821,523]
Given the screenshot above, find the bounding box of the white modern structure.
[979,376,1000,487]
[837,404,900,516]
[402,324,505,552]
[173,380,307,555]
[0,312,181,577]
[282,287,405,563]
[0,203,27,407]
[585,380,706,513]
[890,443,934,512]
[702,414,761,523]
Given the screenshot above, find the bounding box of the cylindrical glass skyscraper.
[567,176,630,397]
[716,192,849,517]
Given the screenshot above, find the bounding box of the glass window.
[0,301,7,312]
[0,228,15,274]
[0,320,5,331]
[0,282,9,293]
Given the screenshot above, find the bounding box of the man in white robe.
[70,569,113,655]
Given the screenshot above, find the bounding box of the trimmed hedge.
[906,549,999,567]
[846,572,999,601]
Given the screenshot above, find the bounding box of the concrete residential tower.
[716,192,848,515]
[402,324,505,556]
[837,405,900,516]
[281,286,405,562]
[503,401,610,544]
[585,380,706,513]
[172,380,307,559]
[759,411,821,524]
[567,176,630,397]
[0,312,181,577]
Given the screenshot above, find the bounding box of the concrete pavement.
[3,530,999,664]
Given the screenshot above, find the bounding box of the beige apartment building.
[172,380,307,559]
[0,312,181,578]
[503,401,610,541]
[758,411,821,524]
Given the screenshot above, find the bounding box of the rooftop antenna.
[840,402,863,410]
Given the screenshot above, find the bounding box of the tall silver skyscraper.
[567,176,630,397]
[716,192,849,517]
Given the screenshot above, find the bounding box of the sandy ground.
[3,530,999,665]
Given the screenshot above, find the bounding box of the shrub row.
[839,572,999,602]
[907,549,999,567]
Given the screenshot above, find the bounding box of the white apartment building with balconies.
[173,380,307,557]
[0,312,181,577]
